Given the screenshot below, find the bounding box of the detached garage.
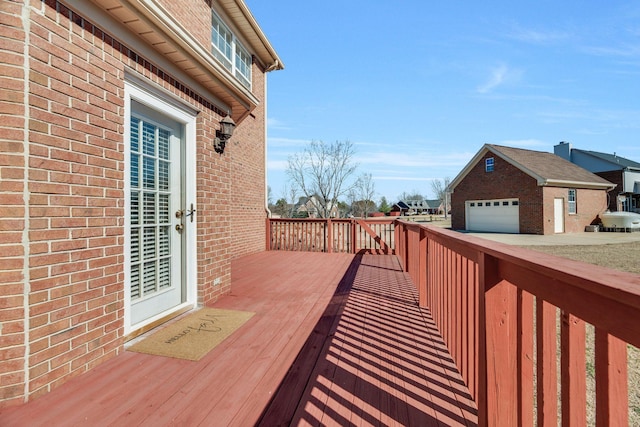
[466,199,519,233]
[449,144,615,235]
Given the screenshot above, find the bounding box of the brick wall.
[451,153,545,234]
[228,61,267,258]
[0,0,269,406]
[0,0,28,406]
[542,187,608,234]
[451,152,610,235]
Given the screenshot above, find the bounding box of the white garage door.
[466,199,520,233]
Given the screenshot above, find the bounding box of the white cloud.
[267,159,288,171]
[507,26,571,45]
[477,64,510,94]
[267,137,309,147]
[357,151,472,168]
[266,117,293,130]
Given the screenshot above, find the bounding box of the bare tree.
[431,177,451,218]
[351,172,376,217]
[280,183,298,218]
[286,140,357,218]
[398,190,425,202]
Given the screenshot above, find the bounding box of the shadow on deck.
[0,252,476,426]
[258,254,477,426]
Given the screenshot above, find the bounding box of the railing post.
[418,227,428,308]
[326,219,332,253]
[479,253,517,427]
[350,219,357,254]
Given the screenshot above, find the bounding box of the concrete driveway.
[463,231,640,246]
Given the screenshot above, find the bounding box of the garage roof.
[450,144,616,191]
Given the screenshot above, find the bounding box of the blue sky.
[245,1,640,203]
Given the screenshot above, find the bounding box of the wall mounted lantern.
[213,113,236,154]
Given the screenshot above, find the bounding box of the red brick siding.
[542,187,609,234]
[229,62,267,259]
[451,152,609,235]
[0,0,268,406]
[0,0,27,406]
[157,0,213,50]
[23,0,126,402]
[451,153,545,234]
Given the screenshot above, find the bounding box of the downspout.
[264,72,271,219]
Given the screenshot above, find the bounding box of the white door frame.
[123,78,198,335]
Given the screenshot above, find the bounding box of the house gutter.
[542,179,616,191]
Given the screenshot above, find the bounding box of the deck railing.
[268,218,640,425]
[395,220,640,426]
[266,218,394,254]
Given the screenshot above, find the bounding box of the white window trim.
[123,78,198,335]
[485,157,495,172]
[568,189,577,214]
[211,9,252,90]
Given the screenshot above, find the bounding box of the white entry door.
[129,101,184,327]
[554,198,564,233]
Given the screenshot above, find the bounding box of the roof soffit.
[78,0,265,120]
[217,0,284,70]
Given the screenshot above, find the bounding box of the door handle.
[175,224,184,233]
[185,203,196,223]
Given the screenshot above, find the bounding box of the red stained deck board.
[1,252,477,427]
[258,254,478,427]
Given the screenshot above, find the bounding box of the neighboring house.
[391,201,410,215]
[391,200,441,215]
[0,0,282,406]
[555,142,640,213]
[295,195,339,218]
[449,144,615,235]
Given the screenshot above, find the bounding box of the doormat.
[127,308,255,361]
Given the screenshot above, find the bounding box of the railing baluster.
[518,289,535,427]
[561,311,586,426]
[536,299,558,427]
[266,218,639,425]
[595,328,628,426]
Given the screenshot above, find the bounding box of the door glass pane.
[130,115,176,302]
[143,156,155,189]
[143,192,155,224]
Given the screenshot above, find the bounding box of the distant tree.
[286,140,358,218]
[351,173,376,217]
[352,199,377,218]
[337,200,350,218]
[280,183,299,218]
[271,198,288,217]
[398,190,425,202]
[379,196,391,214]
[267,185,273,206]
[430,177,451,218]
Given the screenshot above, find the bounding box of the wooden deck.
[0,252,476,426]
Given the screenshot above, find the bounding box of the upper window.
[485,157,494,172]
[568,189,577,214]
[211,11,252,90]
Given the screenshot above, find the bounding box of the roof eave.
[78,0,274,120]
[543,179,616,190]
[218,0,284,71]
